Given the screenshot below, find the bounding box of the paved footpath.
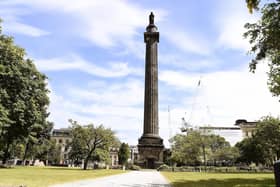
[50,171,171,187]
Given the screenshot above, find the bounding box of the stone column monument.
[137,12,164,169]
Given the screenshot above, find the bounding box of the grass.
[0,166,126,187]
[162,172,275,187]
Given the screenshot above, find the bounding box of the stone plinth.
[137,135,164,169]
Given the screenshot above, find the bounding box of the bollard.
[274,160,280,187]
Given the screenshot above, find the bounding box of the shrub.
[127,164,141,170]
[157,164,170,171]
[0,164,13,168]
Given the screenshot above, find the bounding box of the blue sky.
[1,0,279,146]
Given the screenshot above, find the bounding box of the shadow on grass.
[44,167,86,171]
[171,178,275,187]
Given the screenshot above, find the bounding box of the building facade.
[51,128,141,167]
[50,128,120,167]
[234,119,257,138]
[51,128,71,164]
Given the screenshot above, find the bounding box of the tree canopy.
[236,116,280,166]
[170,130,238,166]
[244,0,280,96]
[118,143,130,166]
[246,0,260,13]
[68,120,118,170]
[0,19,50,163]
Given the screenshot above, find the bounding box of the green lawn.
[0,166,126,187]
[162,172,275,187]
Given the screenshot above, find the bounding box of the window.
[59,139,63,143]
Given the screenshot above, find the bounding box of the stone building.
[128,145,139,164]
[109,147,119,167]
[51,128,71,164]
[50,128,119,167]
[234,119,257,138]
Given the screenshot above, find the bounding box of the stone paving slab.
[50,171,171,187]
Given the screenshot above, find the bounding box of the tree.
[0,19,50,163]
[235,137,266,165]
[91,148,111,167]
[170,131,203,165]
[0,104,10,159]
[236,116,280,166]
[211,146,239,165]
[47,141,62,165]
[68,120,117,170]
[22,121,53,165]
[118,143,130,166]
[244,0,280,96]
[246,0,260,13]
[207,134,238,165]
[254,116,280,162]
[170,130,237,166]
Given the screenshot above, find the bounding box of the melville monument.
[137,12,164,169]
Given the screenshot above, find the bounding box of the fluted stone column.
[143,12,159,137]
[137,12,164,169]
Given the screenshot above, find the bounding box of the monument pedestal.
[136,135,164,169]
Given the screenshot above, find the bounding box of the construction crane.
[181,76,203,132]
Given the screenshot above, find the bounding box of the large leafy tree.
[68,120,118,170]
[207,134,239,165]
[254,116,280,162]
[170,130,237,166]
[244,0,280,96]
[246,0,260,13]
[235,137,266,165]
[170,131,202,165]
[118,143,130,166]
[22,121,53,165]
[236,116,280,166]
[0,19,50,163]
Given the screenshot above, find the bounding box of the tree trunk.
[276,150,280,161]
[2,142,11,164]
[83,147,96,170]
[202,144,206,171]
[83,157,89,170]
[22,141,30,166]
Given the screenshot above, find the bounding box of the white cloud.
[2,0,167,58]
[47,61,280,146]
[5,0,276,147]
[215,0,259,51]
[159,64,280,145]
[162,28,210,55]
[159,53,221,71]
[47,77,182,146]
[0,2,50,37]
[45,60,280,147]
[69,79,144,106]
[34,55,142,77]
[3,21,50,37]
[47,79,145,145]
[159,70,200,90]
